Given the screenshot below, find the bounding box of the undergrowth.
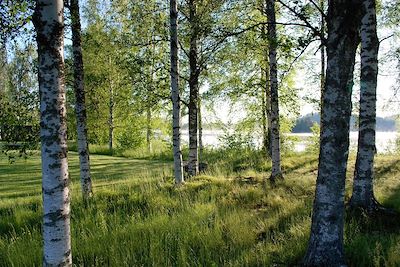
[0,149,399,266]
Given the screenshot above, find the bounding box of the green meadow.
[0,150,400,266]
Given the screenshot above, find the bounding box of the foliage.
[218,130,255,151]
[306,122,320,153]
[0,0,34,42]
[0,42,39,159]
[115,118,145,151]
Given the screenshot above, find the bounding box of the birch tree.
[33,0,72,265]
[70,0,93,201]
[349,0,380,211]
[170,0,184,184]
[187,0,200,176]
[303,0,362,265]
[266,0,282,181]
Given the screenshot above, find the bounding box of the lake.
[182,130,399,154]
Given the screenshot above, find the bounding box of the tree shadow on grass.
[282,157,319,175]
[374,159,400,180]
[0,153,172,212]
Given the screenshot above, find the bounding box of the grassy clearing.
[0,150,399,266]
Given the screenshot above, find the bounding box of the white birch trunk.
[188,0,199,176]
[170,0,184,184]
[303,1,362,265]
[349,0,380,210]
[33,0,72,265]
[70,0,93,201]
[266,0,282,181]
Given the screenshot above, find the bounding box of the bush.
[306,122,320,153]
[218,130,255,151]
[116,123,145,150]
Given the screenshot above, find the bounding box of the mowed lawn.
[0,151,400,266]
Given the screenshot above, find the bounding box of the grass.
[0,149,399,266]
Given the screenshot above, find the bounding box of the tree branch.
[276,0,326,44]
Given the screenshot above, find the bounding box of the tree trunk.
[0,45,6,95]
[170,0,184,184]
[70,0,93,202]
[261,67,268,155]
[260,21,272,157]
[266,0,282,181]
[188,0,199,176]
[320,0,326,103]
[108,64,114,152]
[198,97,203,162]
[303,1,362,266]
[33,0,72,265]
[146,105,152,153]
[349,0,380,211]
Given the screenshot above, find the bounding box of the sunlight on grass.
[0,151,399,266]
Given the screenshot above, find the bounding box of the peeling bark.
[349,0,380,211]
[33,0,72,265]
[303,1,362,266]
[170,0,184,184]
[70,0,93,202]
[266,0,282,181]
[188,0,199,176]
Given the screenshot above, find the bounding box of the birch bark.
[303,0,362,265]
[188,0,199,176]
[349,0,380,211]
[70,0,93,201]
[266,0,282,181]
[170,0,184,184]
[33,0,72,265]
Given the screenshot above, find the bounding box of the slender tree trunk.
[319,0,326,132]
[0,45,6,95]
[188,0,199,176]
[33,0,72,265]
[303,1,362,265]
[266,0,282,181]
[261,67,268,154]
[70,0,93,202]
[170,0,184,184]
[260,22,272,157]
[320,0,326,106]
[264,46,272,157]
[146,105,152,153]
[198,97,203,162]
[108,65,114,152]
[349,0,380,211]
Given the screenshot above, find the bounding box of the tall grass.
[0,150,399,266]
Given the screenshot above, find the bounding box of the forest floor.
[0,150,400,266]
